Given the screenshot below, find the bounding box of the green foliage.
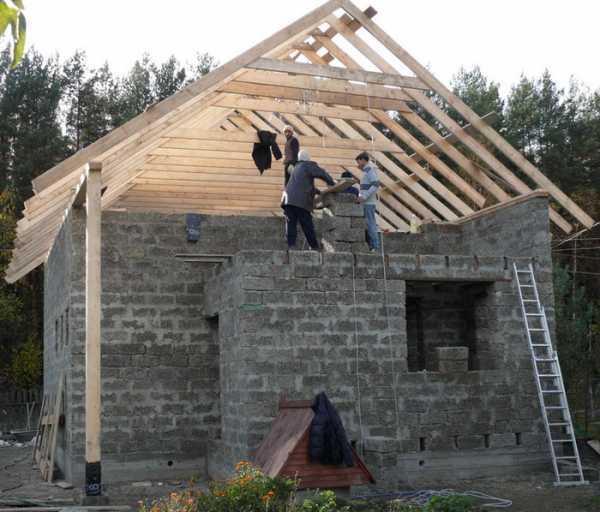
[0,0,26,68]
[298,490,338,512]
[387,502,422,512]
[138,462,342,512]
[8,335,42,389]
[422,495,474,512]
[451,67,504,128]
[553,265,596,382]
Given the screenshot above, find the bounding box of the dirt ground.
[1,444,599,511]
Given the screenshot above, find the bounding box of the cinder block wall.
[44,210,293,484]
[204,250,406,477]
[43,194,555,485]
[205,249,548,483]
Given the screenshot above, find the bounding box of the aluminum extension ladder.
[513,262,587,486]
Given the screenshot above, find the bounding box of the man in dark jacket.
[281,150,335,250]
[283,125,299,186]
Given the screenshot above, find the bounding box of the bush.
[8,336,42,390]
[137,464,478,512]
[423,495,474,512]
[139,462,342,512]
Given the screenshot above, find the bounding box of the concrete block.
[242,276,275,291]
[436,346,469,361]
[330,202,364,218]
[438,360,468,373]
[457,435,485,450]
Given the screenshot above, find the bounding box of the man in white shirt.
[356,152,380,252]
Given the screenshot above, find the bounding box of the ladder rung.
[526,313,544,316]
[558,473,583,477]
[546,406,566,410]
[536,358,557,362]
[542,390,562,394]
[520,285,534,288]
[556,456,577,460]
[549,422,569,426]
[523,299,538,302]
[529,328,547,332]
[531,343,550,347]
[551,439,573,442]
[539,374,559,378]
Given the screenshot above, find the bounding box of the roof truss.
[5,1,595,283]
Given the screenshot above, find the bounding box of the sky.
[20,0,600,96]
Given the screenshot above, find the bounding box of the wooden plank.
[5,244,50,278]
[213,94,379,122]
[326,117,449,220]
[355,118,472,216]
[330,8,569,230]
[32,0,344,193]
[313,33,361,69]
[122,191,281,207]
[369,110,485,208]
[405,91,573,233]
[166,129,405,153]
[414,111,499,158]
[114,204,281,217]
[246,58,427,90]
[294,51,459,222]
[399,110,510,203]
[236,69,412,102]
[151,144,368,162]
[85,161,102,493]
[32,394,47,463]
[220,81,409,112]
[46,374,63,482]
[303,114,436,222]
[340,0,592,230]
[132,183,284,195]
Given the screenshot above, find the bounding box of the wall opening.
[406,281,493,372]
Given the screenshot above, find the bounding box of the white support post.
[85,161,102,496]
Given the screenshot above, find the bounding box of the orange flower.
[261,490,275,502]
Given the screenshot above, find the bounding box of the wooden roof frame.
[5,0,595,283]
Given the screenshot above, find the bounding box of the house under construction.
[7,0,595,491]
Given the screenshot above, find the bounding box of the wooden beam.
[166,129,406,153]
[220,81,408,111]
[236,69,412,102]
[151,144,369,161]
[246,58,427,90]
[213,94,380,122]
[405,91,573,233]
[85,160,102,497]
[4,252,48,284]
[295,47,465,221]
[339,0,592,230]
[369,110,486,208]
[355,118,472,216]
[415,111,499,158]
[32,0,343,194]
[398,109,510,202]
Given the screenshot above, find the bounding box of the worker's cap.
[355,151,370,162]
[298,149,311,161]
[341,170,354,178]
[283,125,294,133]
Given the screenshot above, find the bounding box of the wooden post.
[85,161,102,496]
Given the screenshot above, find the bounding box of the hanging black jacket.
[308,392,354,467]
[252,130,282,173]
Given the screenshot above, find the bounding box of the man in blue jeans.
[356,152,380,252]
